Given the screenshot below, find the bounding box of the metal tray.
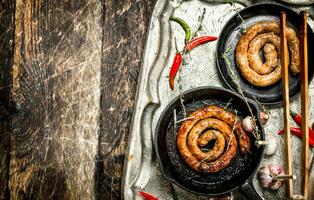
[122,1,314,199]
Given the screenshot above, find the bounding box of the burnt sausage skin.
[176,105,251,173]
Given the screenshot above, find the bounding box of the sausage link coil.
[176,105,251,173]
[236,21,300,87]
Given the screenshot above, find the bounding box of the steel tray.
[122,0,314,199]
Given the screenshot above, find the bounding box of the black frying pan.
[216,3,314,104]
[154,86,265,199]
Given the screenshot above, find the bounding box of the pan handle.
[240,180,263,200]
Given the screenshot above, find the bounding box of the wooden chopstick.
[300,11,309,199]
[280,11,294,198]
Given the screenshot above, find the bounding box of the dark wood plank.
[0,1,15,199]
[10,0,102,199]
[96,0,156,199]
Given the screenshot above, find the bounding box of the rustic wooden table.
[0,0,156,199]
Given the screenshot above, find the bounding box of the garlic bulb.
[264,134,277,156]
[292,195,304,200]
[258,163,284,190]
[258,166,272,188]
[242,116,255,133]
[259,111,269,125]
[210,193,234,200]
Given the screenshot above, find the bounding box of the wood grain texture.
[300,11,309,199]
[280,12,293,198]
[10,0,102,199]
[0,1,15,199]
[96,0,156,199]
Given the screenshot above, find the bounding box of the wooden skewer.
[273,175,296,180]
[299,11,309,199]
[280,11,294,198]
[257,140,269,145]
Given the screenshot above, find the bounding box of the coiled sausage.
[236,21,300,87]
[176,105,251,173]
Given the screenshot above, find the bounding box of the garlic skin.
[258,166,272,188]
[258,163,284,190]
[292,195,304,200]
[268,163,283,175]
[210,194,234,200]
[268,163,284,190]
[242,116,255,133]
[259,111,269,125]
[264,134,277,156]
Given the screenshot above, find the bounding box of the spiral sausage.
[236,21,300,87]
[176,105,251,173]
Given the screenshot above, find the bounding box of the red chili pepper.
[289,109,314,140]
[169,53,182,90]
[168,36,217,90]
[185,36,217,52]
[289,109,302,125]
[138,191,159,200]
[277,127,314,146]
[169,38,182,90]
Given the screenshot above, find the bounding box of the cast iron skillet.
[216,3,314,104]
[155,86,265,199]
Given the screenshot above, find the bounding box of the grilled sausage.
[248,33,281,75]
[176,105,251,173]
[236,21,299,87]
[197,129,226,161]
[190,125,227,162]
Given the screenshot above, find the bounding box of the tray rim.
[121,1,314,199]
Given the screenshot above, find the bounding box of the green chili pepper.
[170,184,179,200]
[169,16,191,44]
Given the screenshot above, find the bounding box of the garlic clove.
[259,111,269,125]
[292,195,305,200]
[258,164,284,190]
[242,116,255,133]
[210,193,234,200]
[269,163,283,175]
[269,180,282,190]
[264,134,278,156]
[258,166,272,188]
